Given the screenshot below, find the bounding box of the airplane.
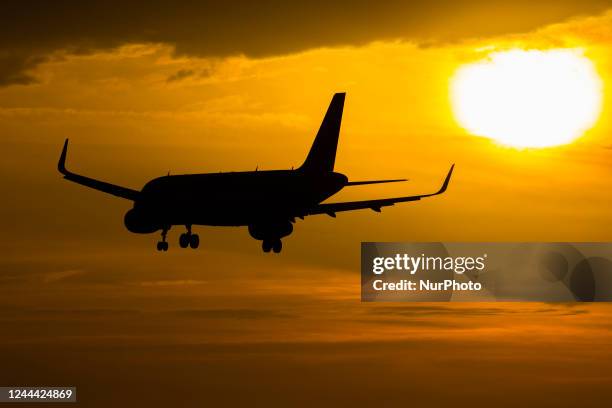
[58,93,454,253]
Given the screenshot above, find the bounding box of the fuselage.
[127,170,348,229]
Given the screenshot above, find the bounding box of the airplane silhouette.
[58,93,454,253]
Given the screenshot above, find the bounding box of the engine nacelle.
[124,209,159,234]
[248,221,294,241]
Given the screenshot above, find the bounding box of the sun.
[450,49,603,148]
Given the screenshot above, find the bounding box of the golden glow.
[451,49,603,148]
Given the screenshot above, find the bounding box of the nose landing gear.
[179,225,199,249]
[156,227,169,251]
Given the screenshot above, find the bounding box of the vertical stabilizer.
[299,92,345,173]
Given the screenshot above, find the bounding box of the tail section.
[299,92,345,173]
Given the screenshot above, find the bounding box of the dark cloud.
[166,69,195,83]
[165,67,213,83]
[0,53,46,85]
[3,335,612,407]
[0,308,140,319]
[2,0,611,86]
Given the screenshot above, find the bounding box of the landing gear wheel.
[179,233,190,248]
[262,240,272,253]
[157,227,169,251]
[189,234,200,249]
[272,239,282,253]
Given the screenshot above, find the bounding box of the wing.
[58,139,140,201]
[305,164,454,217]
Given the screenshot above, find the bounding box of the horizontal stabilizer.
[346,178,407,186]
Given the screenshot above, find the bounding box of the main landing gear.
[179,225,199,249]
[262,239,282,254]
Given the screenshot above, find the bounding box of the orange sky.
[2,2,612,406]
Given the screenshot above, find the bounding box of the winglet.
[436,164,454,195]
[58,138,69,175]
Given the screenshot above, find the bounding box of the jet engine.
[248,220,294,241]
[123,209,159,234]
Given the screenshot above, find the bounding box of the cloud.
[0,308,141,319]
[1,0,610,86]
[42,269,85,283]
[169,308,295,319]
[138,279,207,287]
[366,303,590,317]
[0,53,46,85]
[166,69,195,83]
[165,67,214,83]
[0,268,87,286]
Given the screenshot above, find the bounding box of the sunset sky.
[2,1,612,406]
